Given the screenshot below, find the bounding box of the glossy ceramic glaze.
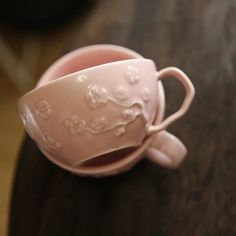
[18,45,195,177]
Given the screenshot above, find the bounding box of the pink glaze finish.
[18,44,195,177]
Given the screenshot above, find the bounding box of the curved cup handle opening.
[147,67,195,135]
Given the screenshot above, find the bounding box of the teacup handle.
[147,67,195,135]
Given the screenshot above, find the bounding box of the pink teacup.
[18,45,195,177]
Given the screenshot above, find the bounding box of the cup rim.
[19,58,154,104]
[37,44,144,88]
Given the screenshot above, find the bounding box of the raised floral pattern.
[86,85,108,109]
[114,86,129,102]
[91,117,108,132]
[77,74,87,82]
[125,66,140,84]
[35,100,51,119]
[122,108,136,121]
[42,135,61,151]
[64,115,86,135]
[141,88,151,102]
[21,112,34,137]
[114,126,126,137]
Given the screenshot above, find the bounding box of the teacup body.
[18,45,194,177]
[18,59,160,166]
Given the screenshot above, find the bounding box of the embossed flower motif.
[64,115,86,135]
[20,112,32,137]
[91,117,108,132]
[42,135,61,151]
[114,86,129,102]
[122,108,136,121]
[115,126,126,137]
[77,74,87,82]
[86,85,108,109]
[141,88,151,102]
[35,100,51,119]
[125,66,140,84]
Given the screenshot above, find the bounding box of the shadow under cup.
[37,45,165,176]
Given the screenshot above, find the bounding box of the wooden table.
[9,0,236,235]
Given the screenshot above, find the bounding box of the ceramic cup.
[18,45,195,177]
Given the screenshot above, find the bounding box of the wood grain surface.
[9,0,236,235]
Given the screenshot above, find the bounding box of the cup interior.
[38,45,143,87]
[81,147,137,166]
